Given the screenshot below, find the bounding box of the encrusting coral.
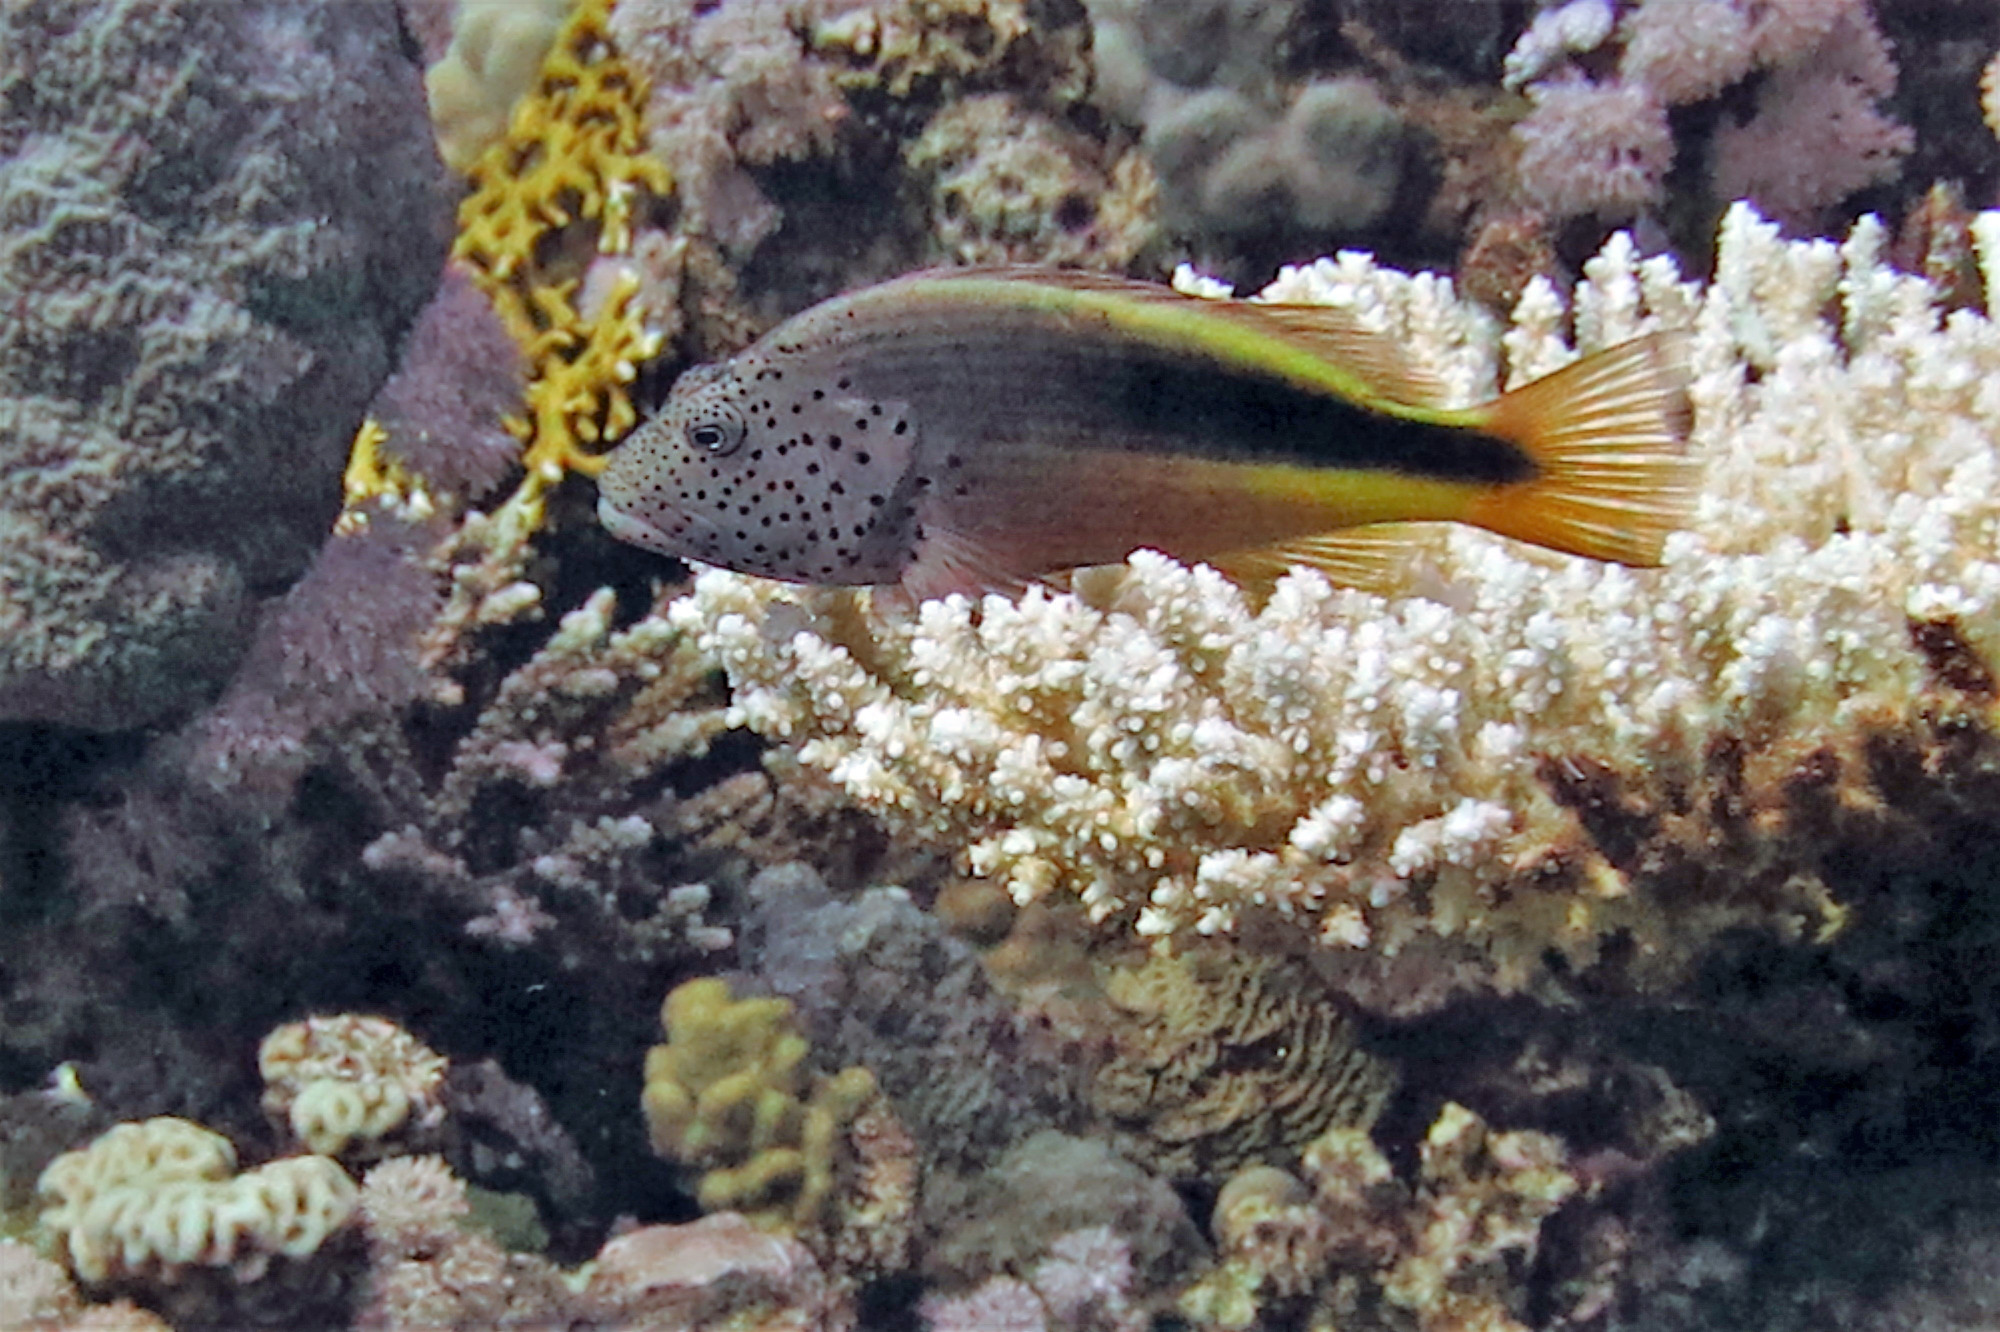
[0,0,448,729]
[1182,1105,1579,1330]
[672,202,2000,999]
[642,977,880,1235]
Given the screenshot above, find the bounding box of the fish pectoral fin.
[1209,525,1421,601]
[898,525,1039,604]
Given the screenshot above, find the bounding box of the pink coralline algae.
[1709,6,1915,229]
[1513,78,1676,222]
[1507,0,1912,231]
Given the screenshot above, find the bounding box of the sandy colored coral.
[1183,1105,1578,1330]
[0,1239,171,1332]
[907,94,1157,268]
[642,977,879,1233]
[670,203,2000,998]
[1091,952,1395,1182]
[259,1015,449,1157]
[37,1118,357,1284]
[425,0,576,171]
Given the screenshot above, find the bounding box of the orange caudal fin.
[1464,332,1697,567]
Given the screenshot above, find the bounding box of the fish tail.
[1461,332,1696,567]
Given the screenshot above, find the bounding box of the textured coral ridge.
[678,204,2000,991]
[0,0,448,729]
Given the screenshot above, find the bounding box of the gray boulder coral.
[0,0,450,729]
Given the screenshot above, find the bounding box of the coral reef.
[20,1,2000,1327]
[0,0,449,728]
[1091,951,1396,1182]
[672,203,2000,1000]
[735,867,1084,1173]
[1182,1105,1579,1330]
[641,976,879,1233]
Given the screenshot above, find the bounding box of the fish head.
[597,361,746,563]
[597,354,923,585]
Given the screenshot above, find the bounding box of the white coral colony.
[672,205,2000,991]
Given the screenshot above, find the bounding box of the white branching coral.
[669,205,2000,991]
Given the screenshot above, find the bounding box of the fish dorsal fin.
[1208,525,1421,602]
[911,265,1450,410]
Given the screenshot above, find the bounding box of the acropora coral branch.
[670,205,2000,993]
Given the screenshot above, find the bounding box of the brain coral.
[36,1118,358,1283]
[0,0,449,729]
[1091,952,1395,1181]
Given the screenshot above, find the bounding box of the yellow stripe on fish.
[597,267,1695,601]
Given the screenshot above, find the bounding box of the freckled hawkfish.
[596,267,1694,601]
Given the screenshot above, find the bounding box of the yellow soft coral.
[452,0,671,492]
[642,978,878,1235]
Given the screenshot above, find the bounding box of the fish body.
[597,268,1694,600]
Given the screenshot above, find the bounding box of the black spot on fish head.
[596,358,791,569]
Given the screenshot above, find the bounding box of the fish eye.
[685,415,745,456]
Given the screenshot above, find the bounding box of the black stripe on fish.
[1087,345,1539,486]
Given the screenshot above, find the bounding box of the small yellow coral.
[454,0,670,300]
[642,978,878,1234]
[507,268,664,484]
[336,418,434,535]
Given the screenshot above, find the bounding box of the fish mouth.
[597,496,682,557]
